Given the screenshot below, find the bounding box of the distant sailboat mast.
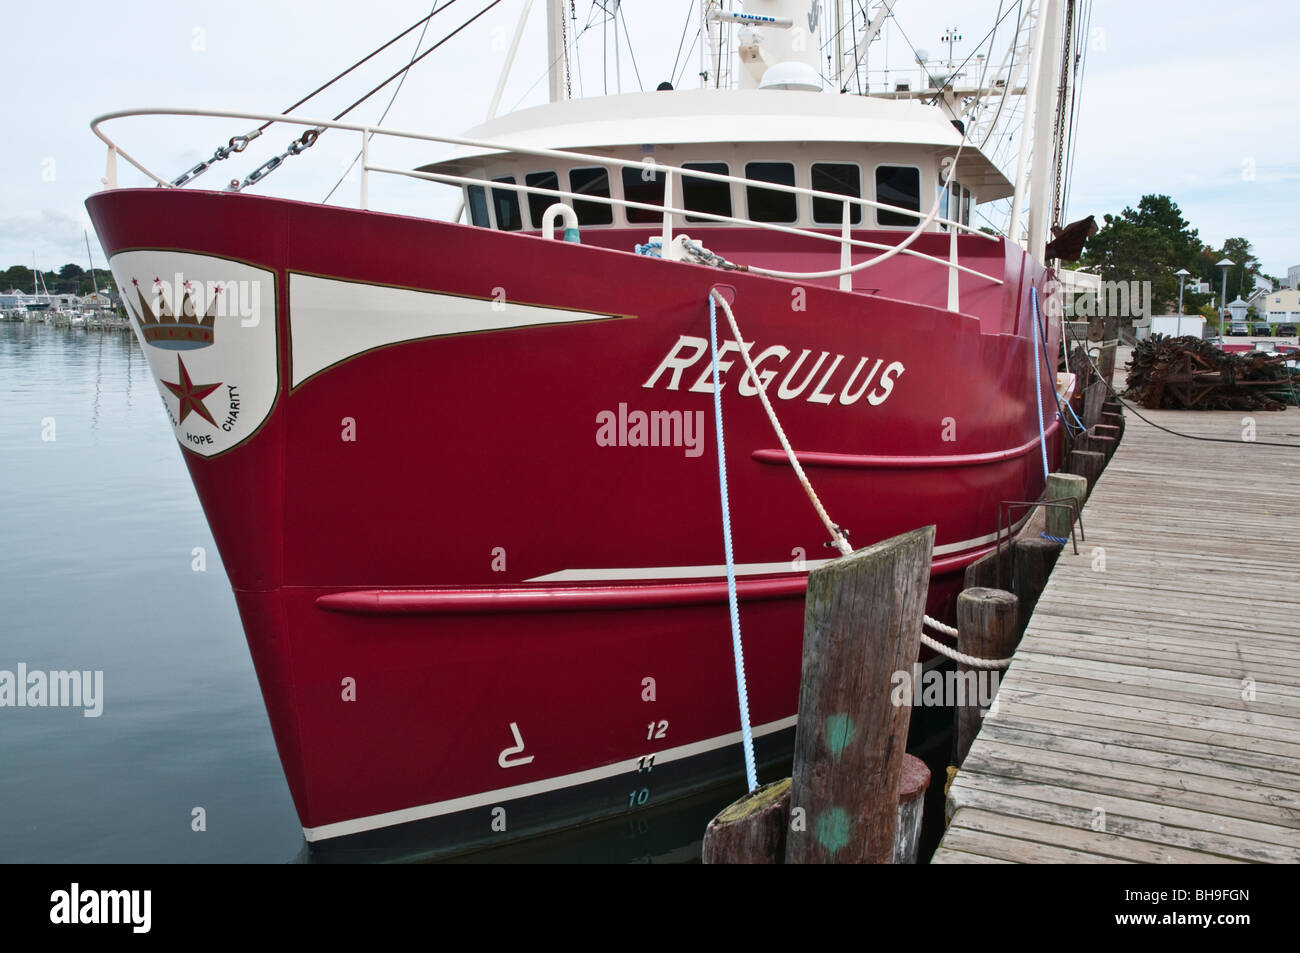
[85,232,100,297]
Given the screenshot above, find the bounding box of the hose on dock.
[1066,322,1300,449]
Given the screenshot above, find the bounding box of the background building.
[1257,288,1300,324]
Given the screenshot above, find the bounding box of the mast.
[546,0,565,102]
[1009,0,1063,258]
[842,0,896,93]
[1025,0,1064,259]
[85,232,100,297]
[1051,0,1077,225]
[833,0,844,87]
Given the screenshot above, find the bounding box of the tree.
[1218,237,1260,304]
[1081,213,1177,316]
[58,263,84,279]
[0,265,33,292]
[1080,195,1208,317]
[1121,195,1201,269]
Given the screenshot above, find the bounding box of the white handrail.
[89,106,998,241]
[370,163,1005,286]
[89,105,1006,291]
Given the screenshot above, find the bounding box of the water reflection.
[0,323,955,864]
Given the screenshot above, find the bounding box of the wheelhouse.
[420,87,1012,235]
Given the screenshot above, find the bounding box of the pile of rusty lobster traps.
[1125,336,1299,411]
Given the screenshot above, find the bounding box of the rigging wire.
[235,0,501,193]
[616,2,644,92]
[668,0,694,87]
[258,1,463,134]
[673,28,699,88]
[322,2,442,204]
[330,0,505,122]
[506,6,597,111]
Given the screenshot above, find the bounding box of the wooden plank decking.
[934,406,1300,864]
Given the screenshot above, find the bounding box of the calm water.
[0,323,744,864]
[0,322,953,863]
[0,322,302,862]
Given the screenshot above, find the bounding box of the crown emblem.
[124,277,220,350]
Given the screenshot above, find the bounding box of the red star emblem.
[161,356,222,427]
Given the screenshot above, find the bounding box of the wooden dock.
[935,406,1300,864]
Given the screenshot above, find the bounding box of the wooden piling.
[1082,381,1108,428]
[1094,423,1121,444]
[1066,449,1106,495]
[893,755,932,865]
[1044,472,1088,539]
[1078,430,1116,460]
[703,756,933,864]
[954,588,1018,765]
[963,545,1009,591]
[1098,318,1118,387]
[784,526,935,864]
[1012,537,1059,637]
[701,778,791,864]
[1098,348,1117,388]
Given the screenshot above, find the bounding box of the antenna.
[941,27,962,68]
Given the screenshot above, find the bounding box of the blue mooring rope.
[1030,290,1086,436]
[1041,532,1070,546]
[1030,287,1050,481]
[708,293,759,793]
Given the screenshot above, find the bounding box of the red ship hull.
[88,187,1062,856]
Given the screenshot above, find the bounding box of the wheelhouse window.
[491,176,523,231]
[568,167,614,226]
[939,180,952,231]
[875,165,921,228]
[525,171,560,229]
[960,186,972,227]
[622,166,666,224]
[467,184,490,228]
[682,162,732,223]
[811,163,862,225]
[745,161,798,224]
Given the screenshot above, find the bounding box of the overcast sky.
[4,1,1296,278]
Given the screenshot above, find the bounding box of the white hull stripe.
[525,521,1028,583]
[302,715,798,842]
[288,273,620,388]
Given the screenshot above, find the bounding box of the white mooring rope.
[707,289,1014,671]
